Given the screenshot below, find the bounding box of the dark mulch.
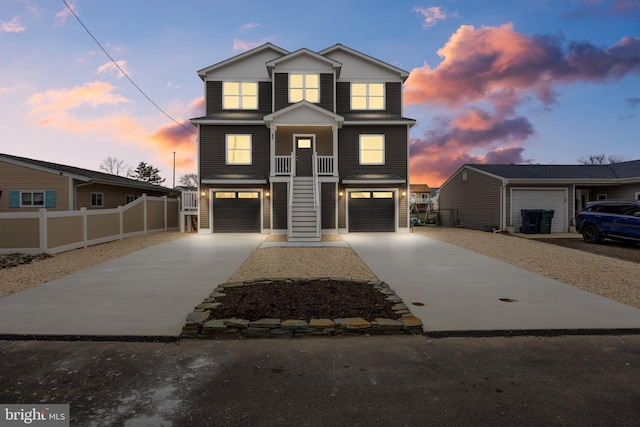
[536,238,640,263]
[209,279,399,321]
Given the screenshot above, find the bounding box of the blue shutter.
[45,190,56,208]
[9,190,20,208]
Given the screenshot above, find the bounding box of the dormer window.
[289,74,319,103]
[223,82,258,109]
[351,83,384,110]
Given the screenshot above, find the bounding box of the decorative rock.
[185,310,210,326]
[224,318,250,329]
[309,319,336,329]
[249,318,281,328]
[209,291,226,298]
[373,318,403,330]
[400,315,423,330]
[385,295,403,302]
[196,302,222,310]
[202,319,227,331]
[219,281,244,288]
[335,317,371,329]
[392,302,408,311]
[269,328,292,336]
[281,319,308,329]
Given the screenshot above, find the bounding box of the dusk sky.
[1,0,639,187]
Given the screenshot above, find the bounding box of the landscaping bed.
[181,278,423,339]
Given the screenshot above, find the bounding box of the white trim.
[222,81,259,110]
[202,179,267,184]
[342,179,405,184]
[359,134,385,165]
[225,134,252,165]
[350,82,385,111]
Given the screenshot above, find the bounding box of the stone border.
[180,278,423,339]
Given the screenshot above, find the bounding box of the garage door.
[511,189,566,233]
[212,191,260,232]
[349,191,395,232]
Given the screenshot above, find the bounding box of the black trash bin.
[520,209,542,234]
[538,210,555,234]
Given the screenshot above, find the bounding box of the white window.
[351,83,384,110]
[359,135,385,165]
[21,191,44,207]
[223,82,258,109]
[226,135,252,165]
[289,74,319,103]
[91,193,104,207]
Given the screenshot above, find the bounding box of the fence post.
[143,193,148,234]
[81,207,88,248]
[118,205,124,240]
[39,208,47,253]
[163,196,168,231]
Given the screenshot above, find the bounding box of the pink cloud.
[413,6,457,28]
[405,23,640,186]
[232,37,278,52]
[1,16,25,33]
[97,60,130,78]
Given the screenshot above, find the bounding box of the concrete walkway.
[0,234,264,337]
[342,233,640,333]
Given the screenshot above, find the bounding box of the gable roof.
[0,153,174,193]
[263,101,344,127]
[265,48,342,76]
[197,43,290,79]
[318,43,410,81]
[469,161,640,181]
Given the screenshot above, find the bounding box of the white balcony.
[274,155,334,175]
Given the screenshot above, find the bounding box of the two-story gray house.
[190,43,415,241]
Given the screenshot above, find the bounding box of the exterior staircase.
[289,176,320,242]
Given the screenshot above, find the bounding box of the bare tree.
[578,154,627,165]
[178,173,198,188]
[99,157,130,176]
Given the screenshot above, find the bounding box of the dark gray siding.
[439,168,502,231]
[272,182,288,230]
[274,73,333,112]
[338,125,408,178]
[199,125,269,177]
[205,81,272,115]
[336,82,402,116]
[321,182,336,229]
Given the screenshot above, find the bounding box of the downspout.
[500,179,508,231]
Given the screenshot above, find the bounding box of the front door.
[295,137,313,176]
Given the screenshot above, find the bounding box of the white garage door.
[511,189,567,233]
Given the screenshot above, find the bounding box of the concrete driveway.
[1,231,640,338]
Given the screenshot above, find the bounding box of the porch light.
[201,190,206,197]
[339,191,344,197]
[266,191,270,197]
[401,190,407,196]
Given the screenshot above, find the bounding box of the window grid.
[289,74,319,103]
[226,135,252,165]
[223,82,258,110]
[359,135,385,165]
[351,83,385,110]
[21,191,44,207]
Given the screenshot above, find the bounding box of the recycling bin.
[520,209,542,234]
[538,210,555,234]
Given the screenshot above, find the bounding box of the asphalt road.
[2,335,640,426]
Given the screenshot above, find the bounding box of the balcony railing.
[274,155,334,175]
[181,191,199,211]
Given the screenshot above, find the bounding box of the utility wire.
[62,0,197,135]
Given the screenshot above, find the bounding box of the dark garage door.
[212,191,260,232]
[349,191,395,232]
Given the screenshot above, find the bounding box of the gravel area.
[2,228,639,311]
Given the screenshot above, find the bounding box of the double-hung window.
[359,135,385,165]
[223,82,258,109]
[21,191,44,207]
[289,74,319,103]
[91,193,104,207]
[351,83,384,110]
[226,135,252,165]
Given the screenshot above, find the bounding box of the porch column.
[332,124,339,177]
[270,125,276,177]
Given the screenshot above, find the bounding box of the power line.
[62,0,197,135]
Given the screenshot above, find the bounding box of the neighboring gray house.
[438,161,640,233]
[190,43,415,240]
